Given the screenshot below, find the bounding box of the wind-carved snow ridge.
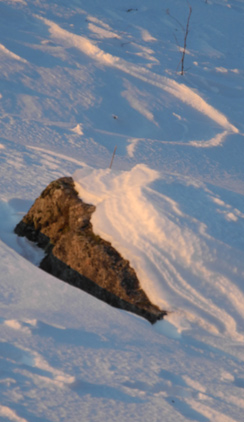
[71,123,84,135]
[0,406,28,422]
[188,130,228,148]
[39,16,238,135]
[74,164,244,342]
[88,22,121,40]
[122,79,158,125]
[0,43,27,63]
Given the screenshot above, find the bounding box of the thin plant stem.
[180,5,192,75]
[109,146,117,169]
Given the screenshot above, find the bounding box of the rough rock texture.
[14,177,166,323]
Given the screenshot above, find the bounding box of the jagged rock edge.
[14,177,167,324]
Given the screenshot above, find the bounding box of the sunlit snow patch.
[88,23,121,39]
[40,16,238,135]
[122,79,158,125]
[126,138,140,158]
[73,164,244,342]
[71,123,84,135]
[188,130,228,148]
[0,406,28,422]
[73,164,164,305]
[0,43,27,63]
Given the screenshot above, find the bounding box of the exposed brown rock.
[14,177,166,323]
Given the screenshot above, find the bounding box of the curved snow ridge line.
[39,16,238,134]
[32,351,75,387]
[188,130,228,148]
[117,64,238,134]
[0,406,28,422]
[126,131,228,156]
[122,80,157,125]
[0,43,27,64]
[141,241,243,340]
[37,16,118,66]
[185,399,238,422]
[73,164,244,341]
[4,318,32,334]
[8,0,27,4]
[88,22,121,40]
[110,201,244,340]
[27,145,88,167]
[135,241,240,339]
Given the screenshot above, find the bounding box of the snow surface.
[1,0,244,421]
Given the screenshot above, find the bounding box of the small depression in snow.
[0,198,45,266]
[0,340,35,368]
[153,319,181,340]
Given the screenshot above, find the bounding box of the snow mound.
[74,164,244,342]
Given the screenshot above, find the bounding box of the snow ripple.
[74,164,244,341]
[39,16,238,135]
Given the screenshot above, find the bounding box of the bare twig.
[166,8,185,32]
[109,146,117,169]
[180,5,192,75]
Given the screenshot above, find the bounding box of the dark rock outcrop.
[14,177,166,323]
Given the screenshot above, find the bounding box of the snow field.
[1,0,244,421]
[74,164,244,344]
